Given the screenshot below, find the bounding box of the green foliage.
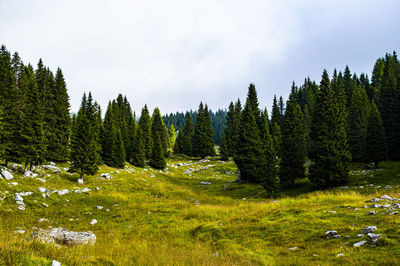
[150,132,166,169]
[70,93,102,177]
[139,105,152,159]
[280,93,306,186]
[309,70,351,188]
[193,103,215,158]
[365,101,387,165]
[151,107,168,156]
[347,83,369,162]
[177,112,194,156]
[131,127,145,167]
[219,133,229,161]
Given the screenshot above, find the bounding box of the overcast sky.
[1,0,399,115]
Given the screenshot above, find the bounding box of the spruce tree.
[271,122,281,156]
[347,83,369,161]
[70,93,101,177]
[151,107,168,155]
[219,133,229,161]
[150,132,166,169]
[279,93,306,186]
[271,95,283,131]
[179,112,194,156]
[168,124,176,152]
[193,103,215,158]
[131,127,146,167]
[365,101,386,165]
[309,70,351,188]
[139,105,152,159]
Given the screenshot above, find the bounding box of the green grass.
[1,157,400,265]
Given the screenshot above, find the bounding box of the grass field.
[1,156,400,265]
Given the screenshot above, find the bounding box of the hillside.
[1,157,400,265]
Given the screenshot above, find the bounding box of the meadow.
[1,156,400,265]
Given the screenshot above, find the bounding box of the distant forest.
[1,44,399,194]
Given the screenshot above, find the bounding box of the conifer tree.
[151,107,168,155]
[168,124,176,152]
[309,70,351,188]
[365,101,386,165]
[22,65,45,170]
[193,103,215,158]
[179,112,194,156]
[343,65,353,107]
[279,93,306,186]
[271,95,282,131]
[131,127,146,167]
[347,83,369,161]
[150,132,166,169]
[219,133,229,161]
[139,105,152,159]
[272,122,281,156]
[46,68,71,161]
[70,93,101,177]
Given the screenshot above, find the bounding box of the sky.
[1,0,399,115]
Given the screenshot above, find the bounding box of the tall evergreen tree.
[70,93,101,177]
[193,103,215,158]
[131,127,145,167]
[177,112,194,156]
[347,83,369,161]
[279,93,306,186]
[139,105,152,159]
[309,70,351,188]
[150,132,166,169]
[365,101,386,165]
[151,107,168,155]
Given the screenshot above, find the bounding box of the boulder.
[24,171,38,178]
[29,227,96,246]
[52,260,61,266]
[90,219,97,225]
[381,195,391,200]
[77,179,84,184]
[325,230,338,236]
[101,173,112,179]
[362,226,377,234]
[367,233,381,244]
[1,168,13,180]
[353,240,367,247]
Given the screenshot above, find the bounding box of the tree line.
[218,52,399,193]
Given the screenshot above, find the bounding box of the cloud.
[1,0,399,114]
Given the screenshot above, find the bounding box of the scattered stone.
[24,171,38,178]
[52,260,61,266]
[242,198,247,200]
[43,203,49,208]
[212,252,219,257]
[77,179,84,184]
[11,182,18,186]
[36,178,46,183]
[353,241,367,247]
[371,204,381,208]
[341,186,348,190]
[288,247,298,251]
[101,173,112,179]
[367,233,381,244]
[200,181,211,185]
[14,230,25,234]
[175,163,184,167]
[327,211,337,214]
[362,226,377,234]
[56,189,69,196]
[369,211,376,215]
[90,219,97,225]
[333,235,341,239]
[184,169,193,174]
[194,200,200,205]
[325,230,338,236]
[17,205,25,211]
[389,211,398,215]
[357,234,363,237]
[381,195,392,200]
[336,253,344,257]
[1,168,13,180]
[29,227,96,246]
[96,206,103,210]
[43,165,61,173]
[38,218,49,222]
[371,198,380,203]
[38,187,47,193]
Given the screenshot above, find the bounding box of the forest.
[0,44,399,194]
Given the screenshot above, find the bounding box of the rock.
[333,235,341,239]
[14,229,25,234]
[370,198,380,203]
[367,233,381,244]
[77,179,84,184]
[1,168,13,180]
[371,204,381,208]
[357,234,363,237]
[336,253,344,257]
[43,203,49,208]
[43,165,61,173]
[90,219,97,225]
[38,187,47,193]
[353,241,367,247]
[11,182,18,186]
[96,206,103,210]
[176,163,184,167]
[52,260,61,266]
[382,204,391,208]
[101,173,112,179]
[36,178,46,183]
[389,211,398,215]
[24,171,38,178]
[200,181,211,185]
[341,186,348,190]
[56,189,69,196]
[38,218,48,222]
[327,211,337,214]
[15,194,23,201]
[49,162,56,166]
[17,205,25,211]
[325,230,338,236]
[81,188,91,193]
[29,227,96,246]
[362,226,377,234]
[369,211,376,215]
[381,195,392,200]
[288,247,298,251]
[20,192,33,196]
[184,169,192,174]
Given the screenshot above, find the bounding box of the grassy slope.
[1,157,400,265]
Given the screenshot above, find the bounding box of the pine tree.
[139,105,152,159]
[70,93,101,178]
[279,93,306,186]
[365,101,386,166]
[131,127,146,167]
[379,53,400,160]
[272,122,281,156]
[347,83,369,162]
[178,112,194,156]
[271,95,282,131]
[22,65,45,170]
[343,65,353,107]
[151,107,167,155]
[219,133,229,161]
[46,68,71,161]
[309,70,351,188]
[150,132,166,169]
[193,103,215,158]
[168,124,176,152]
